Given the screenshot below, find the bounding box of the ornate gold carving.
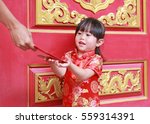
[28,60,147,105]
[74,0,115,13]
[99,0,138,26]
[36,0,87,25]
[98,70,141,95]
[36,0,139,27]
[35,75,63,103]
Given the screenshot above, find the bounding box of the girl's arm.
[48,61,67,78]
[58,54,99,81]
[68,62,95,81]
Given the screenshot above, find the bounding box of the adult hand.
[9,23,35,50]
[0,0,35,51]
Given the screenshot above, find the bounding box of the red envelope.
[34,46,66,63]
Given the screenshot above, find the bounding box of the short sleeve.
[85,55,103,76]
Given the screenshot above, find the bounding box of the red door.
[0,0,150,107]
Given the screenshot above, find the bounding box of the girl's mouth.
[79,41,86,45]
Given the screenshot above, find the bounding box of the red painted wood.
[0,0,150,106]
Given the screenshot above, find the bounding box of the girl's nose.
[80,33,86,39]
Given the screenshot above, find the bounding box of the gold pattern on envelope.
[74,0,115,13]
[98,70,141,95]
[35,75,63,103]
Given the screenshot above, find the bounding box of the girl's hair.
[75,17,105,55]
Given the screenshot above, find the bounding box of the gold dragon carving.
[98,70,141,95]
[35,69,141,103]
[36,0,138,27]
[35,76,63,103]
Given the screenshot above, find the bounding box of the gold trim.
[144,60,148,98]
[27,0,147,34]
[27,65,30,106]
[143,0,147,34]
[27,0,30,29]
[100,96,148,105]
[35,74,39,103]
[30,29,75,34]
[28,60,148,105]
[35,72,62,103]
[103,60,146,64]
[36,0,140,27]
[103,67,141,72]
[100,60,148,105]
[99,68,141,95]
[29,29,147,35]
[28,64,50,68]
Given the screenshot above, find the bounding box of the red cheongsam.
[62,49,103,107]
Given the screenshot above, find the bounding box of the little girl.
[48,17,105,107]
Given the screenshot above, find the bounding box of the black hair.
[75,17,105,55]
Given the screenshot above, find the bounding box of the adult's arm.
[0,0,35,50]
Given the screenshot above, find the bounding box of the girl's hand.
[47,58,70,67]
[46,53,72,67]
[57,53,72,67]
[47,58,58,65]
[56,61,70,67]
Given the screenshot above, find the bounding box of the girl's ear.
[96,39,104,47]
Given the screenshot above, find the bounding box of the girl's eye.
[86,33,92,36]
[77,32,82,35]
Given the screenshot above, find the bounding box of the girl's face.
[75,30,99,53]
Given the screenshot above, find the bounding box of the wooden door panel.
[28,60,148,106]
[0,0,150,106]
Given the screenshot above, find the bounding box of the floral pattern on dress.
[90,80,99,93]
[62,49,103,107]
[72,96,100,107]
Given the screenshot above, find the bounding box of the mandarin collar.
[73,49,95,59]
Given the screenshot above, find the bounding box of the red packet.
[34,46,66,63]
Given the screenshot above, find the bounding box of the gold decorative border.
[27,60,148,105]
[27,65,63,106]
[100,96,148,104]
[35,0,139,27]
[35,72,62,103]
[27,0,147,34]
[99,68,141,96]
[100,60,148,105]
